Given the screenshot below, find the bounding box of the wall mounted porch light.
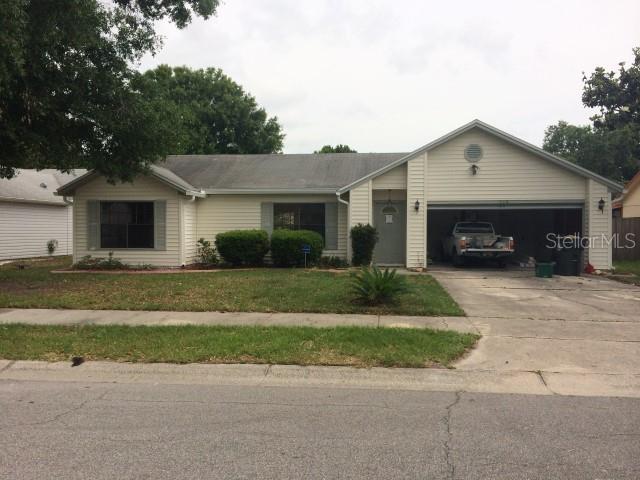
[598,197,605,213]
[414,200,420,212]
[470,164,480,175]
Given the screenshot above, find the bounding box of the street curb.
[2,360,639,398]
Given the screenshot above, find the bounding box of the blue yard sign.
[302,244,311,268]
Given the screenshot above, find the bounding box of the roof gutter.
[336,190,349,208]
[203,188,337,195]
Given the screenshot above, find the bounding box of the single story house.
[56,120,623,270]
[1,169,85,260]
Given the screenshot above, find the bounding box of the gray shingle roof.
[0,169,87,205]
[160,153,407,191]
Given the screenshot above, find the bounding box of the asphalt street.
[1,379,639,480]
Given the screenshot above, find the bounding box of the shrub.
[215,229,269,266]
[350,223,378,266]
[196,238,219,265]
[270,229,323,267]
[318,255,349,269]
[350,266,409,305]
[73,252,128,270]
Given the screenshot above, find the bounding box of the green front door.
[373,200,406,265]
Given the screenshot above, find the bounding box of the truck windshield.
[455,222,494,234]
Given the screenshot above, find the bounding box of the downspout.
[62,196,73,257]
[336,191,351,262]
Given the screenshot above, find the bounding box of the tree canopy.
[133,65,284,155]
[543,47,639,182]
[0,0,219,181]
[314,144,357,153]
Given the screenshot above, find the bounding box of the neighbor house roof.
[0,169,86,205]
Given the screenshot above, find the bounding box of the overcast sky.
[139,0,640,153]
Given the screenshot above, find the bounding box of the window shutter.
[87,200,99,250]
[325,202,338,250]
[154,201,167,250]
[261,202,274,236]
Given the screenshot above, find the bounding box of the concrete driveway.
[430,267,640,389]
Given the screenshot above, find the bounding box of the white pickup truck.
[442,222,515,267]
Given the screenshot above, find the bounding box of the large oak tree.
[0,0,219,181]
[133,65,284,155]
[543,47,640,182]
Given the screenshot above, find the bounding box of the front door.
[373,200,406,265]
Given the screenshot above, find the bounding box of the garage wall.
[427,128,586,202]
[0,201,73,260]
[197,194,347,258]
[585,179,612,269]
[406,153,427,269]
[73,176,183,267]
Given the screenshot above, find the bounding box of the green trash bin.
[535,262,555,278]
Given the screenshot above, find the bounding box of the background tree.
[543,47,639,182]
[0,0,219,180]
[314,144,358,153]
[133,65,284,154]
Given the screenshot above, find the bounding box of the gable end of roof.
[337,119,624,194]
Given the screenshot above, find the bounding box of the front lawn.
[0,257,463,316]
[613,260,640,277]
[0,324,478,368]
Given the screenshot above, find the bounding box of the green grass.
[613,260,640,277]
[0,324,478,368]
[0,257,463,316]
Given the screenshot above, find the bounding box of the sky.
[139,0,640,154]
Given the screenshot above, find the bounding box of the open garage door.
[427,203,583,265]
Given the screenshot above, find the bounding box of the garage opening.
[427,206,582,265]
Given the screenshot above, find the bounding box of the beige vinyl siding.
[349,181,372,226]
[406,153,427,269]
[622,186,640,218]
[585,179,612,270]
[372,164,406,189]
[0,201,73,260]
[427,128,586,202]
[196,194,347,258]
[73,176,182,267]
[181,198,198,265]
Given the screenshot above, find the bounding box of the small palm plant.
[350,266,409,305]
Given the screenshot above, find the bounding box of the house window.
[100,202,154,249]
[274,203,325,239]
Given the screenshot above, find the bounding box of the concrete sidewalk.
[0,308,478,333]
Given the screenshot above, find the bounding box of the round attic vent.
[464,144,483,163]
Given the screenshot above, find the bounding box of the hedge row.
[214,229,324,267]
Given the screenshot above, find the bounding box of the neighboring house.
[613,170,640,218]
[57,120,623,270]
[1,169,86,260]
[612,171,640,261]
